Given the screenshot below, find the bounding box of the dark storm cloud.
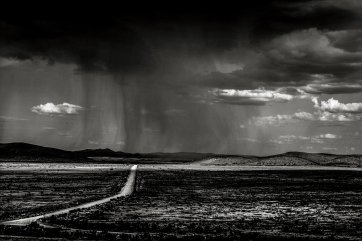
[0,0,360,76]
[0,6,250,75]
[3,2,360,103]
[1,1,362,154]
[327,29,362,52]
[196,26,362,99]
[0,17,152,74]
[294,0,362,15]
[276,0,362,30]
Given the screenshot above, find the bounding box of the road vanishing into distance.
[1,165,138,226]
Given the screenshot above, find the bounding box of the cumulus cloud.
[252,96,362,125]
[0,115,28,121]
[302,83,362,94]
[211,86,362,125]
[320,133,338,139]
[268,139,283,145]
[269,133,340,145]
[238,137,259,143]
[279,135,310,141]
[313,98,362,113]
[252,111,314,126]
[316,111,358,122]
[211,87,311,105]
[215,88,293,101]
[269,135,306,145]
[294,112,315,120]
[88,140,99,145]
[311,133,341,144]
[31,103,83,115]
[0,57,23,67]
[252,108,360,126]
[252,115,293,126]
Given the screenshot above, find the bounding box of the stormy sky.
[0,1,361,155]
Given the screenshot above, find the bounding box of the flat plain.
[0,168,129,222]
[40,169,362,241]
[1,155,362,241]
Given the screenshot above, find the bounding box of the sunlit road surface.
[1,165,138,226]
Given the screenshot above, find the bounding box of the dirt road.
[1,165,138,226]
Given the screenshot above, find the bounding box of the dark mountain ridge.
[0,142,211,162]
[0,142,361,167]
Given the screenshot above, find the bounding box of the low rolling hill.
[0,143,361,167]
[195,152,362,167]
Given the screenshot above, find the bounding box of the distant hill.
[0,143,361,167]
[0,143,87,161]
[75,148,138,158]
[196,151,362,167]
[0,143,210,163]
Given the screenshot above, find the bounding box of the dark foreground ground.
[0,169,129,222]
[0,166,361,241]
